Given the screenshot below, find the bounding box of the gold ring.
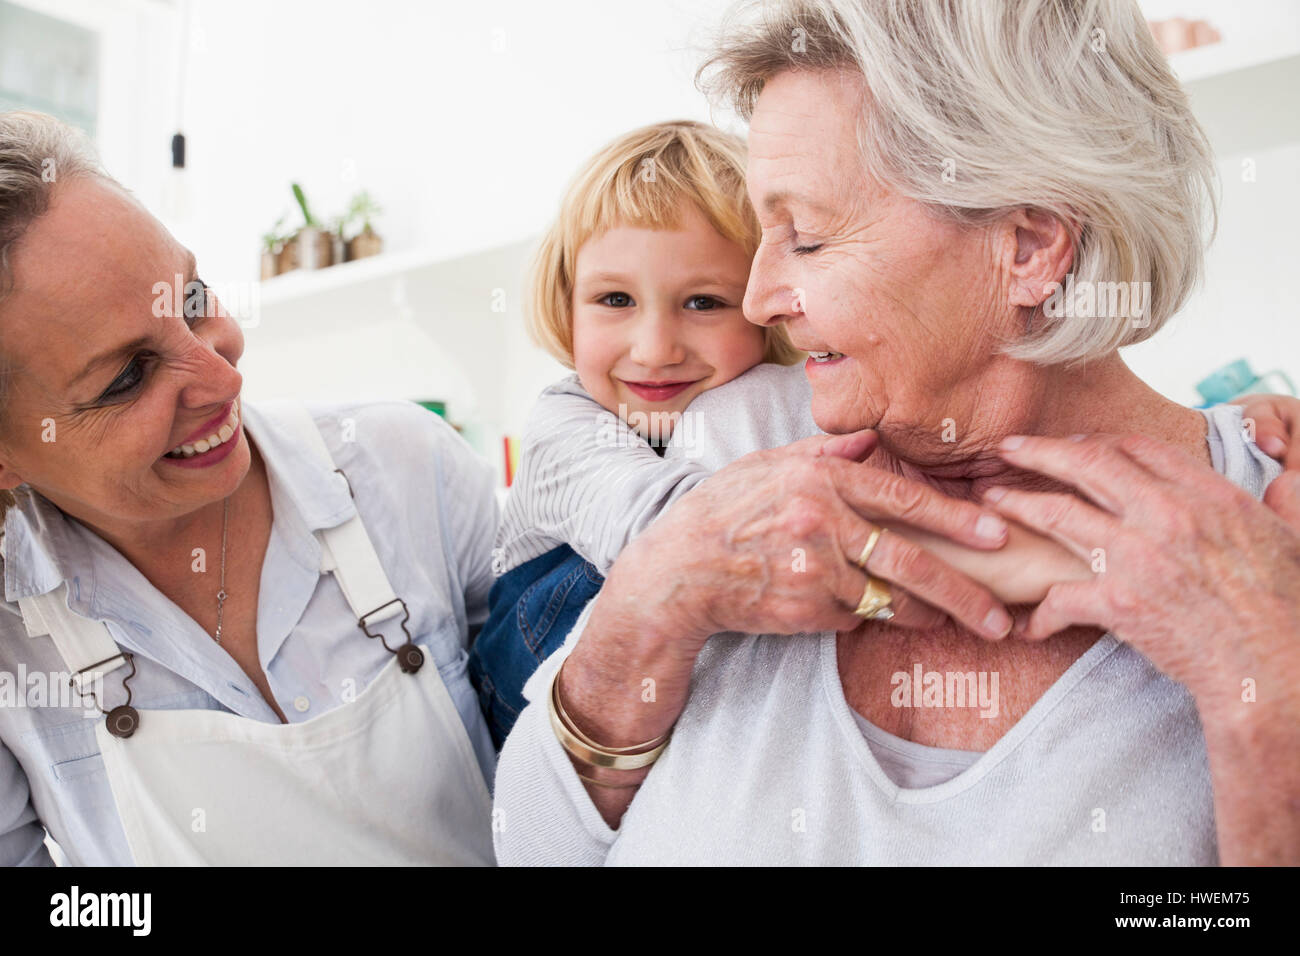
[854,575,894,620]
[856,526,884,569]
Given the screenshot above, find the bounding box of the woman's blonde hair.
[696,0,1219,365]
[525,120,803,368]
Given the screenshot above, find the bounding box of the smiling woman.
[0,173,252,560]
[0,110,501,866]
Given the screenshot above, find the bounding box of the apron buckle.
[357,598,423,674]
[105,704,140,738]
[71,651,141,737]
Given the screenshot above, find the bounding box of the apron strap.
[15,400,411,702]
[17,586,126,698]
[273,401,403,628]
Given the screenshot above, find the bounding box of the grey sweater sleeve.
[493,376,712,575]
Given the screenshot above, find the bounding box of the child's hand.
[816,428,878,463]
[824,428,1093,605]
[889,520,1091,606]
[1232,393,1300,471]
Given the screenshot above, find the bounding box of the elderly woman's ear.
[1004,208,1075,311]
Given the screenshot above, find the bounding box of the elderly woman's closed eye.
[492,0,1300,867]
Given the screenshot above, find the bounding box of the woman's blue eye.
[686,295,723,311]
[599,292,632,308]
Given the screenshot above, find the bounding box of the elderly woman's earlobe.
[1005,208,1075,310]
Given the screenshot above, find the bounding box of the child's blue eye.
[686,295,723,311]
[599,292,633,308]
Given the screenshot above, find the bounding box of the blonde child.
[468,121,804,745]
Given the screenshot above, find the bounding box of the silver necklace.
[213,496,230,645]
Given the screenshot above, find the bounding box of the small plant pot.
[279,227,334,273]
[298,226,333,270]
[276,241,296,275]
[347,226,383,261]
[259,249,279,280]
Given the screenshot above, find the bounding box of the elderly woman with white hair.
[493,0,1300,865]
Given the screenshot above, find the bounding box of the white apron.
[17,402,495,866]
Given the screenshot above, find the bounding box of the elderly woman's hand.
[982,433,1300,707]
[980,433,1300,864]
[554,427,1014,825]
[629,426,1015,647]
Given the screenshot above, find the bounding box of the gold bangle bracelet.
[553,665,669,754]
[576,771,645,789]
[547,662,671,770]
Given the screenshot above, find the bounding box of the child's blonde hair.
[525,120,803,369]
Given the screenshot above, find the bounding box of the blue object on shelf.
[1195,359,1296,407]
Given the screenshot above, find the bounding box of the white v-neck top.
[849,709,982,789]
[492,369,1281,865]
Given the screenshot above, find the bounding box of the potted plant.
[326,212,349,267]
[345,190,384,261]
[280,182,333,272]
[260,213,289,279]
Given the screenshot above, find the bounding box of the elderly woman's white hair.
[697,0,1219,364]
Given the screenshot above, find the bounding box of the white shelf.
[258,238,534,309]
[1167,29,1299,84]
[1167,30,1300,155]
[242,234,557,491]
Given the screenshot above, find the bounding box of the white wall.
[167,0,1298,410]
[1125,0,1300,402]
[1123,140,1300,403]
[165,0,738,284]
[155,0,743,476]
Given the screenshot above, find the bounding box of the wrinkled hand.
[622,427,1015,651]
[982,433,1300,712]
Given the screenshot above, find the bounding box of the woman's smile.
[161,397,243,468]
[804,351,846,369]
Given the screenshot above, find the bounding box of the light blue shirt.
[0,399,499,866]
